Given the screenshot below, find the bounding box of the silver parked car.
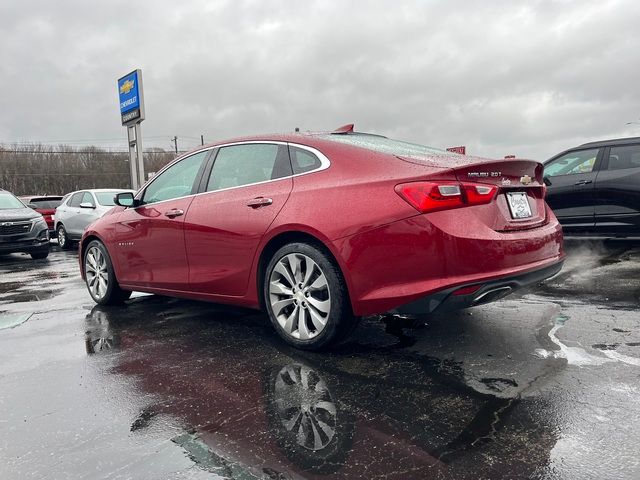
[54,189,134,249]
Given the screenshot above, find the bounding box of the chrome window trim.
[134,141,330,208]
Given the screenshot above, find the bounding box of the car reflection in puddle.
[83,297,561,479]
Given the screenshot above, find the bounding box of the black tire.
[30,248,49,260]
[83,240,132,305]
[263,242,355,350]
[57,224,73,250]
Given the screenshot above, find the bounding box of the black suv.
[0,188,50,259]
[544,137,640,237]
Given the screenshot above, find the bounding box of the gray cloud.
[1,0,639,159]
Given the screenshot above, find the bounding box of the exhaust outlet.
[472,286,513,305]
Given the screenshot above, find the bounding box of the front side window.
[68,192,84,207]
[206,144,291,191]
[545,148,599,177]
[606,145,640,171]
[95,191,123,206]
[81,192,96,207]
[143,151,208,204]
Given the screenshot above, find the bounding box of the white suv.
[54,189,134,249]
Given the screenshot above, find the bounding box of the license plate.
[506,192,532,219]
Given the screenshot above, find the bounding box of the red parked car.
[80,126,564,349]
[19,195,63,236]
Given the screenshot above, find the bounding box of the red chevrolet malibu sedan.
[80,127,564,349]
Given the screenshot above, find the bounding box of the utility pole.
[171,136,178,154]
[201,134,204,146]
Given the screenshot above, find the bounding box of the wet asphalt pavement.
[0,240,639,479]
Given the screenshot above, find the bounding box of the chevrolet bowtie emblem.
[120,79,135,95]
[520,174,532,185]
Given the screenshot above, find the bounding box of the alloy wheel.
[273,364,337,451]
[85,246,109,300]
[269,253,331,340]
[58,226,66,247]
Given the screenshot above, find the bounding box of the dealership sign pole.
[117,69,146,190]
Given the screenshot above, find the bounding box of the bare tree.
[0,144,176,195]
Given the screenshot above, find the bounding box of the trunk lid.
[452,159,547,231]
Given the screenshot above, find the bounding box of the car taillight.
[395,182,497,213]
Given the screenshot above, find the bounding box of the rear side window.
[143,151,208,204]
[606,145,640,170]
[68,192,84,207]
[206,144,291,191]
[290,146,321,174]
[544,148,599,177]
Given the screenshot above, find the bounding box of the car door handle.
[164,209,184,218]
[574,180,593,186]
[246,197,273,208]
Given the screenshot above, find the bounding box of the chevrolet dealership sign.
[117,69,145,125]
[117,68,146,190]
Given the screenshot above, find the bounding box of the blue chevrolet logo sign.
[118,71,140,114]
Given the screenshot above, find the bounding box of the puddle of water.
[172,431,257,479]
[0,290,59,303]
[601,350,640,367]
[535,314,640,368]
[0,281,26,294]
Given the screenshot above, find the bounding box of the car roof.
[19,195,63,200]
[192,131,496,169]
[88,188,134,192]
[66,188,133,195]
[579,136,640,148]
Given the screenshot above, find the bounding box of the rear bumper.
[392,259,563,315]
[332,205,564,316]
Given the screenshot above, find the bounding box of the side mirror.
[115,192,138,208]
[543,175,552,186]
[79,202,96,209]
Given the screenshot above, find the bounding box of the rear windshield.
[318,133,445,158]
[94,192,121,206]
[29,199,62,209]
[0,192,27,210]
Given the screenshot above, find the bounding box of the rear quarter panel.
[245,141,450,307]
[275,141,446,240]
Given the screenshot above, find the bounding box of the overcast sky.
[1,0,639,159]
